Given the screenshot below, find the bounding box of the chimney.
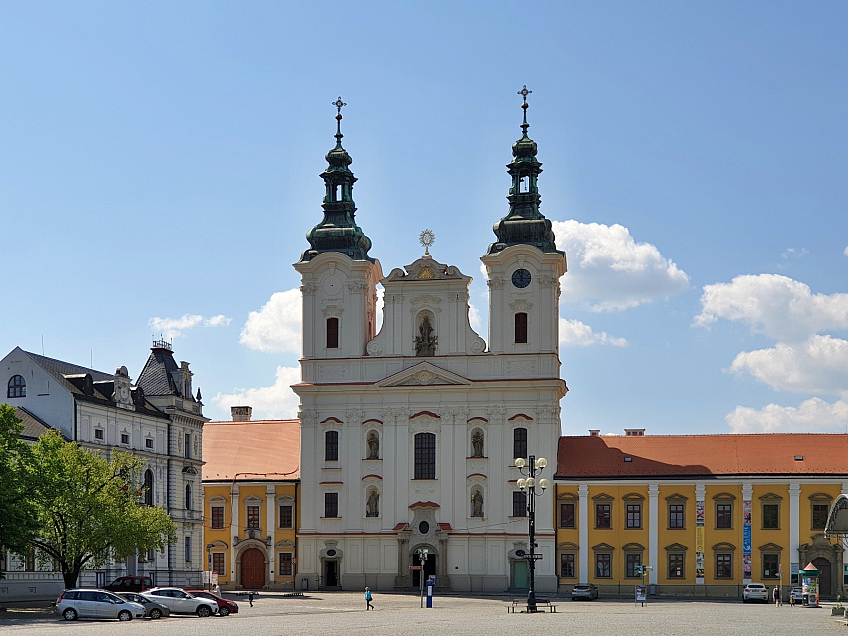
[625,429,645,436]
[589,429,600,437]
[231,406,253,422]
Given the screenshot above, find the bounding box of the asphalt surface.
[1,592,845,635]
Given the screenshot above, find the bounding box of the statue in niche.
[415,315,437,357]
[471,490,484,518]
[366,490,380,517]
[471,430,484,457]
[367,432,379,459]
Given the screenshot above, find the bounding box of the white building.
[0,341,206,601]
[293,97,566,592]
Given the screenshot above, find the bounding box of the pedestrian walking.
[248,590,254,607]
[773,585,781,607]
[213,583,221,596]
[365,587,374,611]
[790,591,795,608]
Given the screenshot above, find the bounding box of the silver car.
[55,589,146,621]
[116,592,171,619]
[571,584,599,600]
[142,587,218,617]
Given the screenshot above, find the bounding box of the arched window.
[325,430,339,461]
[143,469,154,506]
[520,176,529,193]
[414,432,436,479]
[327,317,339,349]
[7,375,25,398]
[513,427,528,461]
[514,312,528,344]
[185,483,193,511]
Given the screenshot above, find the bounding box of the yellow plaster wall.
[657,485,696,584]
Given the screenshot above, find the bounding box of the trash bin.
[649,585,657,596]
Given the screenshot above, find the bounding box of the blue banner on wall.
[743,525,752,552]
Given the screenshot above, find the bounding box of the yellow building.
[554,431,848,598]
[202,407,300,590]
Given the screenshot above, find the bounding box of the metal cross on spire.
[333,96,346,141]
[518,85,532,134]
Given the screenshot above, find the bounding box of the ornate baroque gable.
[375,361,473,388]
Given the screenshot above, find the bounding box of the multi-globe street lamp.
[514,455,550,613]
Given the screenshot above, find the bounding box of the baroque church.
[293,93,566,592]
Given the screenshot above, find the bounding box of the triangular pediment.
[375,362,472,388]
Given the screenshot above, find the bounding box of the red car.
[186,591,239,616]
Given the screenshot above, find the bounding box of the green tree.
[0,404,38,576]
[26,430,176,588]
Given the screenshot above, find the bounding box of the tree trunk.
[62,568,80,589]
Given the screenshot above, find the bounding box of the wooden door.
[512,560,529,589]
[813,558,832,597]
[241,548,265,589]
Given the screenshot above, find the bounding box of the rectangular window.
[716,503,732,529]
[626,504,642,529]
[762,554,780,578]
[246,505,261,529]
[595,503,611,529]
[560,503,575,528]
[326,317,339,349]
[184,433,191,459]
[716,553,732,578]
[145,438,154,449]
[414,432,436,480]
[513,428,527,461]
[762,504,779,529]
[668,553,684,578]
[120,433,129,445]
[514,312,528,344]
[812,504,829,530]
[325,430,339,462]
[669,504,685,529]
[212,553,225,576]
[324,493,339,518]
[211,506,224,529]
[513,491,527,517]
[279,553,293,576]
[560,553,575,578]
[184,536,192,562]
[94,428,104,440]
[279,505,293,528]
[595,553,611,578]
[625,553,642,578]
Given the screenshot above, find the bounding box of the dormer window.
[515,312,528,344]
[327,317,340,349]
[7,375,25,398]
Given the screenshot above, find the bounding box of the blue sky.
[1,1,846,434]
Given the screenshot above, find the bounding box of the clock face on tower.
[511,268,532,288]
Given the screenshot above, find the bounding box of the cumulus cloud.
[559,319,628,347]
[239,289,302,354]
[212,366,301,420]
[148,314,231,339]
[729,335,848,396]
[469,301,483,332]
[726,397,848,433]
[695,274,848,342]
[552,220,689,312]
[844,245,848,257]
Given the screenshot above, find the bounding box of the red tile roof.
[202,419,300,481]
[555,434,848,479]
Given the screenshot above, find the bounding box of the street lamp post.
[514,455,549,613]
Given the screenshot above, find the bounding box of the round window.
[418,521,430,535]
[326,549,337,557]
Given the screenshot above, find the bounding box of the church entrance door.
[512,560,528,589]
[813,558,832,597]
[241,548,265,589]
[412,551,436,587]
[323,560,339,587]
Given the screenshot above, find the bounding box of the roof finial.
[518,85,532,137]
[333,96,346,144]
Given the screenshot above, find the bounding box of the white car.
[55,589,146,621]
[742,583,770,603]
[142,587,218,617]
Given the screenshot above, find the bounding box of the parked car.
[103,576,154,593]
[187,590,239,616]
[742,583,770,602]
[571,584,599,600]
[55,589,146,621]
[116,592,170,619]
[790,587,804,603]
[142,587,218,617]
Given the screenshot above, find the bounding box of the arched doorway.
[411,548,437,588]
[241,548,265,589]
[813,558,832,597]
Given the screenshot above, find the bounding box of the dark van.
[103,576,154,592]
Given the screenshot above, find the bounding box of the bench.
[507,598,557,613]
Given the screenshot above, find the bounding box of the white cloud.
[375,287,384,331]
[239,289,302,354]
[469,301,483,332]
[212,366,301,420]
[844,245,848,257]
[695,274,848,342]
[559,319,628,347]
[726,397,848,433]
[148,313,232,339]
[205,315,232,327]
[729,335,848,396]
[552,220,689,312]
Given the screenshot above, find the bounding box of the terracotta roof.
[202,419,300,481]
[555,434,848,479]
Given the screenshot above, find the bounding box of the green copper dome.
[300,99,374,263]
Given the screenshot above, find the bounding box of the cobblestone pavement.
[1,593,845,635]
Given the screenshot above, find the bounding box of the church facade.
[293,95,566,592]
